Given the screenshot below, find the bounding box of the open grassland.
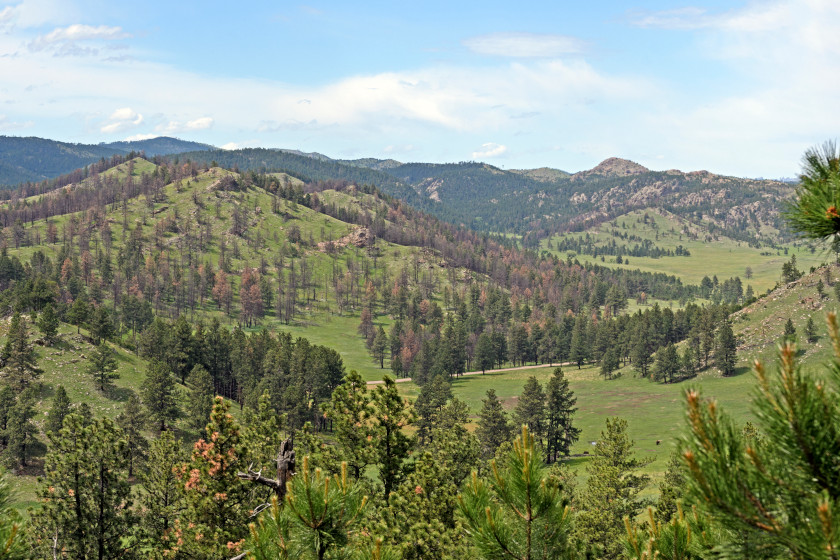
[542,208,827,294]
[398,361,758,488]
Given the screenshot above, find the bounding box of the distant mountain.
[0,136,120,185]
[102,136,215,156]
[0,135,216,187]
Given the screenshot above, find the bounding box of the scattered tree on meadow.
[545,367,581,463]
[86,341,119,391]
[476,389,513,460]
[715,320,737,377]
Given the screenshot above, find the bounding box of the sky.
[0,0,837,178]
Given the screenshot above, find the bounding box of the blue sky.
[0,0,837,177]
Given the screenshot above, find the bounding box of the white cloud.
[471,143,507,159]
[28,24,130,56]
[220,142,241,150]
[0,6,15,25]
[156,116,214,134]
[100,107,142,133]
[464,32,586,58]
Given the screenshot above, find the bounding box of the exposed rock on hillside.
[573,158,650,179]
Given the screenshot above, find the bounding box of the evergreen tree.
[139,430,185,557]
[476,389,513,459]
[513,376,546,442]
[715,320,737,377]
[140,360,180,432]
[474,332,494,373]
[459,426,576,560]
[30,414,136,560]
[681,325,840,557]
[681,345,698,379]
[652,343,681,383]
[116,394,147,478]
[1,312,40,391]
[544,367,581,463]
[569,314,589,369]
[805,315,818,343]
[575,417,652,558]
[88,306,113,345]
[323,370,375,480]
[86,341,118,391]
[0,468,27,559]
[653,451,686,524]
[600,346,620,380]
[370,376,415,500]
[372,325,388,368]
[36,303,59,345]
[3,389,36,469]
[46,385,71,435]
[175,397,251,559]
[66,296,90,334]
[783,317,797,344]
[185,364,215,431]
[246,459,378,560]
[415,374,452,443]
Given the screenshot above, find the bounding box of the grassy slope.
[541,208,826,294]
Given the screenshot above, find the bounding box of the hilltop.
[0,136,215,186]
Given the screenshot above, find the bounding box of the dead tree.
[237,438,295,501]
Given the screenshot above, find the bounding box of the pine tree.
[372,325,388,368]
[681,319,840,557]
[783,317,797,344]
[139,430,185,556]
[569,314,589,369]
[513,376,546,442]
[46,385,71,435]
[140,360,180,432]
[474,332,494,373]
[805,315,818,343]
[318,370,373,481]
[459,426,576,560]
[66,296,90,334]
[415,374,452,443]
[715,320,737,377]
[246,459,378,560]
[116,394,147,478]
[544,367,581,463]
[86,341,118,391]
[1,312,40,391]
[4,389,36,469]
[175,397,251,559]
[385,451,468,560]
[601,346,620,379]
[370,376,415,500]
[88,306,113,345]
[185,364,215,431]
[36,303,59,345]
[476,389,513,459]
[652,343,681,383]
[575,417,652,558]
[0,469,27,559]
[30,414,136,560]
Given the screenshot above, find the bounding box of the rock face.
[574,157,650,179]
[317,227,372,252]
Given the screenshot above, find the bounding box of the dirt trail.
[365,362,569,385]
